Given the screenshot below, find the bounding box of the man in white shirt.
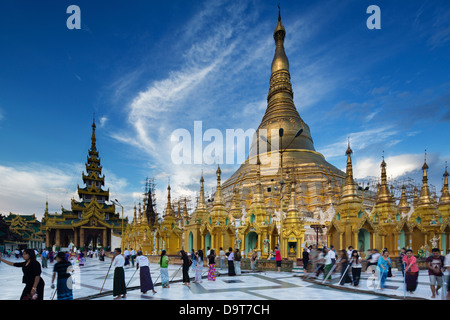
[329,246,337,265]
[112,248,127,300]
[130,248,136,267]
[347,246,354,259]
[123,248,130,267]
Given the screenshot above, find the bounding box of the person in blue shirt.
[377,249,392,290]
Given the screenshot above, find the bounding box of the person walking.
[123,248,130,267]
[136,251,157,295]
[207,249,216,281]
[403,249,419,294]
[399,248,406,277]
[234,249,242,275]
[180,250,191,288]
[159,250,170,288]
[367,249,380,273]
[130,248,137,267]
[251,250,258,271]
[227,247,236,276]
[302,247,309,273]
[51,251,74,300]
[426,248,445,299]
[377,249,391,290]
[219,247,226,270]
[338,249,352,285]
[275,246,282,273]
[41,248,48,269]
[0,249,45,300]
[111,248,127,300]
[350,250,363,287]
[322,247,333,282]
[309,245,318,274]
[194,250,204,283]
[190,249,197,272]
[329,246,336,266]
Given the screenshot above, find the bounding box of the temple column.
[103,228,107,248]
[201,234,205,252]
[339,232,343,251]
[46,230,50,248]
[74,229,78,248]
[353,231,358,250]
[79,228,84,248]
[55,229,61,247]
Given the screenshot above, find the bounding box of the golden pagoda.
[369,159,408,256]
[156,184,182,255]
[220,6,345,256]
[326,143,370,252]
[407,159,444,253]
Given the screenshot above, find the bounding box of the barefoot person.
[112,248,127,300]
[136,251,157,295]
[0,249,45,300]
[426,248,445,299]
[403,249,419,294]
[51,251,74,300]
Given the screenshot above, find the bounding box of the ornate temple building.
[6,8,447,260]
[120,10,450,259]
[41,120,127,250]
[2,213,45,250]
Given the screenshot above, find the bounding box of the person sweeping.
[136,251,157,295]
[51,251,74,300]
[112,248,127,300]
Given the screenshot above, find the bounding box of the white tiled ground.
[0,255,448,300]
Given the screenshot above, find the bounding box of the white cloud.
[319,126,400,159]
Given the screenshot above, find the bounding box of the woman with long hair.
[403,249,419,294]
[194,250,204,283]
[350,250,362,287]
[338,249,352,285]
[136,251,157,295]
[208,249,216,281]
[0,248,45,300]
[377,249,392,290]
[180,250,191,288]
[51,251,73,300]
[159,249,170,288]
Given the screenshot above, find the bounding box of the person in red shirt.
[275,246,282,273]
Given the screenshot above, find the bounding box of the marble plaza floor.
[0,255,448,301]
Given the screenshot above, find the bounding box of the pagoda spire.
[214,165,223,205]
[165,184,174,217]
[376,157,394,204]
[182,197,189,222]
[250,5,315,159]
[91,116,97,151]
[340,141,359,202]
[439,163,450,205]
[418,156,434,207]
[398,185,410,215]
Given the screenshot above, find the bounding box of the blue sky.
[0,0,449,219]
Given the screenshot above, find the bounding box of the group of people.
[303,244,450,299]
[110,248,157,300]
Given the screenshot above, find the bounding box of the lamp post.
[113,199,124,250]
[310,224,325,248]
[260,127,303,257]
